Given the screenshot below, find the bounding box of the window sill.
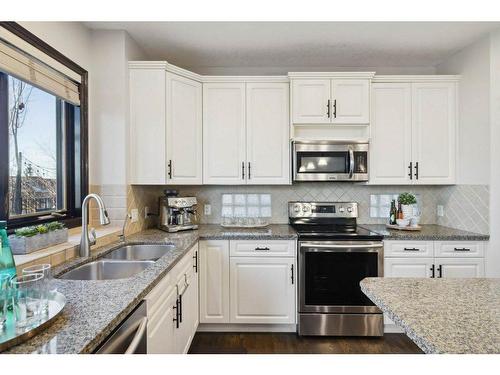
[13,225,122,274]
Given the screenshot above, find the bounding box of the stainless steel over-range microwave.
[292,141,369,182]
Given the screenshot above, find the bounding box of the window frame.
[0,22,88,231]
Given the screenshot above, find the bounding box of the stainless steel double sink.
[59,244,175,281]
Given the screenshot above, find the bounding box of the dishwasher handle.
[124,317,148,354]
[300,242,383,249]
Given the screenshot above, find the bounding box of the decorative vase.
[401,204,415,219]
[8,228,69,255]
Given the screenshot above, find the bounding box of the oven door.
[293,142,368,181]
[298,241,383,314]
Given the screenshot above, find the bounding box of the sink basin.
[103,244,175,261]
[59,259,155,280]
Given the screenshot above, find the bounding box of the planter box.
[8,229,69,255]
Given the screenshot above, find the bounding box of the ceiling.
[85,22,500,73]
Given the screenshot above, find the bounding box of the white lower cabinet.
[199,240,297,328]
[435,258,484,278]
[384,257,434,278]
[229,257,295,324]
[145,243,199,353]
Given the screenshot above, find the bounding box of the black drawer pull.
[454,247,471,252]
[255,247,270,251]
[430,264,435,278]
[404,247,420,252]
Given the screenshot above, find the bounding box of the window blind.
[0,39,80,105]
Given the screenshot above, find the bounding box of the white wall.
[487,29,500,277]
[436,36,491,185]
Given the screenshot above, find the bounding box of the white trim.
[373,75,461,83]
[197,323,296,333]
[167,63,203,82]
[288,71,376,79]
[201,75,289,83]
[128,60,203,82]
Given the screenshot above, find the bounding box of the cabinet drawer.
[434,241,484,257]
[384,241,434,257]
[230,240,296,257]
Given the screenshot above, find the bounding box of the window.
[0,22,88,230]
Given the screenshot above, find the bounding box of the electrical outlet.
[437,205,444,217]
[130,208,139,223]
[204,204,211,216]
[144,206,150,219]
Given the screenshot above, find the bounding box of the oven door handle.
[348,146,354,179]
[300,242,383,249]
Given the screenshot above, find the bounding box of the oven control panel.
[288,202,358,218]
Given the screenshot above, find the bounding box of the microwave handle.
[348,146,354,178]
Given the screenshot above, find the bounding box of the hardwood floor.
[188,332,423,354]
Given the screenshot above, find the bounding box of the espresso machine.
[158,191,198,232]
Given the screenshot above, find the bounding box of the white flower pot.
[401,204,416,219]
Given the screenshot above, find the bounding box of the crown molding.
[373,75,461,83]
[288,71,376,79]
[201,75,289,83]
[128,61,203,82]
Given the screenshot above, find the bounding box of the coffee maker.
[158,190,198,232]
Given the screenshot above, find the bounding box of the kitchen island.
[360,277,500,354]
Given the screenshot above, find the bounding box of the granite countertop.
[360,277,500,354]
[5,230,198,354]
[360,224,489,241]
[197,224,297,240]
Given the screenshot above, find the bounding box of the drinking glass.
[0,273,11,329]
[22,263,54,314]
[10,273,44,330]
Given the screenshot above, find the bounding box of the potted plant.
[8,222,68,255]
[398,193,418,219]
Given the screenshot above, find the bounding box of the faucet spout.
[80,194,110,257]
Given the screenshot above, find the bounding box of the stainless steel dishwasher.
[95,301,148,354]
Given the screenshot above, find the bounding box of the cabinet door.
[166,73,202,185]
[246,82,290,185]
[412,82,456,184]
[147,286,177,353]
[230,257,295,324]
[435,258,484,278]
[370,83,412,184]
[203,83,246,184]
[331,79,370,124]
[384,258,434,278]
[199,240,230,323]
[129,68,166,184]
[175,259,198,354]
[291,79,331,124]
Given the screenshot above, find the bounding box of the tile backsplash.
[127,183,489,234]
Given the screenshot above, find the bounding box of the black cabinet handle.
[408,162,413,180]
[255,247,270,251]
[173,300,179,328]
[248,162,251,179]
[437,265,443,278]
[454,247,471,252]
[242,161,245,180]
[404,247,420,252]
[414,162,419,180]
[327,100,331,118]
[291,264,294,284]
[168,160,172,179]
[333,99,337,118]
[430,264,435,278]
[178,294,183,323]
[193,251,198,273]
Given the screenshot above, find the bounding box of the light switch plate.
[437,205,444,217]
[204,204,211,216]
[130,208,139,223]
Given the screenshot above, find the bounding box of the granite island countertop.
[4,230,198,354]
[360,224,489,241]
[360,277,500,354]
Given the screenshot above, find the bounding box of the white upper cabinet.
[370,77,458,185]
[203,83,247,184]
[203,81,290,185]
[166,72,203,184]
[129,62,203,185]
[290,73,373,125]
[331,79,370,124]
[129,66,167,184]
[246,82,290,185]
[412,82,457,184]
[291,79,331,124]
[370,83,412,184]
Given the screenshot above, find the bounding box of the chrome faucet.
[80,193,110,257]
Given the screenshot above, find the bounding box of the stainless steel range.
[289,201,384,337]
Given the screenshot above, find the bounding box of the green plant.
[14,222,66,237]
[398,192,417,205]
